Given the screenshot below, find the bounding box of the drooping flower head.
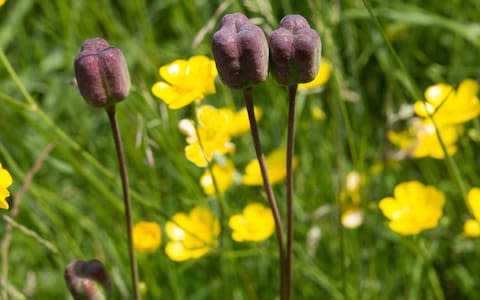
[151,55,217,109]
[74,38,130,108]
[165,207,220,261]
[0,162,13,209]
[414,79,480,125]
[379,181,445,235]
[229,203,275,242]
[64,259,111,300]
[212,13,269,89]
[268,15,322,85]
[132,221,162,253]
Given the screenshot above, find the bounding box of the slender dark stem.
[243,88,286,299]
[106,106,140,300]
[285,84,297,300]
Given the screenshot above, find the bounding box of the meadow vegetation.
[1,0,480,299]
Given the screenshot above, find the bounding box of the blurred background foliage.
[1,0,480,299]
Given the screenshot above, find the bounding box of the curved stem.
[106,106,140,300]
[285,85,298,300]
[243,88,286,299]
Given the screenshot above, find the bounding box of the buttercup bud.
[268,15,321,85]
[212,13,268,89]
[74,38,130,107]
[64,259,111,300]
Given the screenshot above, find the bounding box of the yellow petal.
[200,161,235,195]
[184,143,209,168]
[378,197,402,220]
[159,59,190,88]
[424,83,454,107]
[0,168,13,188]
[0,196,9,209]
[165,241,191,261]
[463,219,480,237]
[132,221,162,253]
[456,79,478,102]
[468,187,480,221]
[298,58,332,90]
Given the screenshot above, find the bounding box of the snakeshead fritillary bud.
[212,13,268,89]
[268,15,321,85]
[74,38,130,107]
[64,259,111,300]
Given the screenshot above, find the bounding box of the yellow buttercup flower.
[200,160,235,195]
[298,57,332,90]
[165,207,219,261]
[379,181,445,235]
[229,203,275,242]
[132,221,162,253]
[0,163,13,209]
[463,188,480,237]
[0,0,6,7]
[243,148,297,186]
[180,105,235,167]
[151,55,217,109]
[388,118,462,159]
[221,106,262,137]
[463,219,480,238]
[414,79,480,125]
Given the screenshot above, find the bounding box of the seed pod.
[268,15,321,85]
[74,38,130,107]
[64,259,111,300]
[212,13,268,89]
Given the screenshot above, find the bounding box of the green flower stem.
[106,106,140,300]
[243,87,286,299]
[285,85,298,300]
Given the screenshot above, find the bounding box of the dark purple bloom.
[64,259,111,300]
[268,15,321,85]
[74,38,130,107]
[212,13,268,89]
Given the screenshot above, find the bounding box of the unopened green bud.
[212,13,268,89]
[268,15,321,85]
[74,38,130,107]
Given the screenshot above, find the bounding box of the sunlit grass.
[1,0,480,299]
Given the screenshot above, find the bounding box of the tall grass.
[1,0,480,299]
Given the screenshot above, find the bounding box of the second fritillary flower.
[212,13,269,89]
[268,15,322,85]
[74,38,131,108]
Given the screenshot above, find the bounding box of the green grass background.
[1,0,480,299]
